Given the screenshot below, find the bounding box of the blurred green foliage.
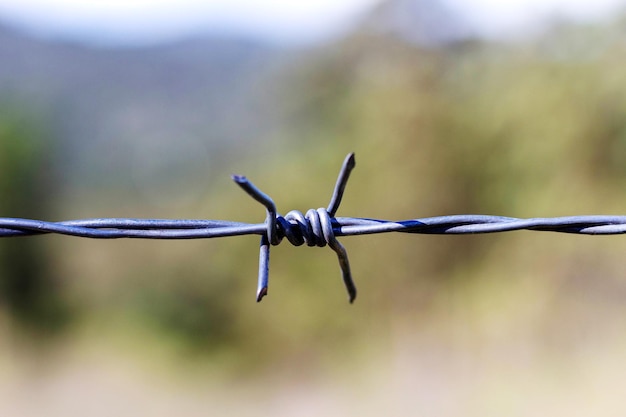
[0,104,69,334]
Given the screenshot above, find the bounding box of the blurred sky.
[0,0,623,45]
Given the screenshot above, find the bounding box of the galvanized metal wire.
[2,153,626,303]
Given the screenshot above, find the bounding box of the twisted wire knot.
[232,153,357,303]
[275,209,335,248]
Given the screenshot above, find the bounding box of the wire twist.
[2,152,626,303]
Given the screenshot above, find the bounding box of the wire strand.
[2,153,625,302]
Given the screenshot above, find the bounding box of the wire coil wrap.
[277,209,334,247]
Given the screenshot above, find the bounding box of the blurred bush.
[0,103,70,335]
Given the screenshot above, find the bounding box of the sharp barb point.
[346,152,356,169]
[256,287,268,302]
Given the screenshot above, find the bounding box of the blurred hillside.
[3,1,626,415]
[0,22,283,190]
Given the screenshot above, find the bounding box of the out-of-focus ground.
[2,0,626,415]
[2,293,626,416]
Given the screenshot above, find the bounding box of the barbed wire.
[2,153,626,303]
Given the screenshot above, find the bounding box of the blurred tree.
[0,104,69,335]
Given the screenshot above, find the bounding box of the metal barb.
[318,208,357,303]
[231,175,278,245]
[327,152,356,217]
[325,153,357,302]
[257,234,270,302]
[231,175,277,301]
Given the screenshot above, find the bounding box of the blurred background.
[2,0,626,415]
